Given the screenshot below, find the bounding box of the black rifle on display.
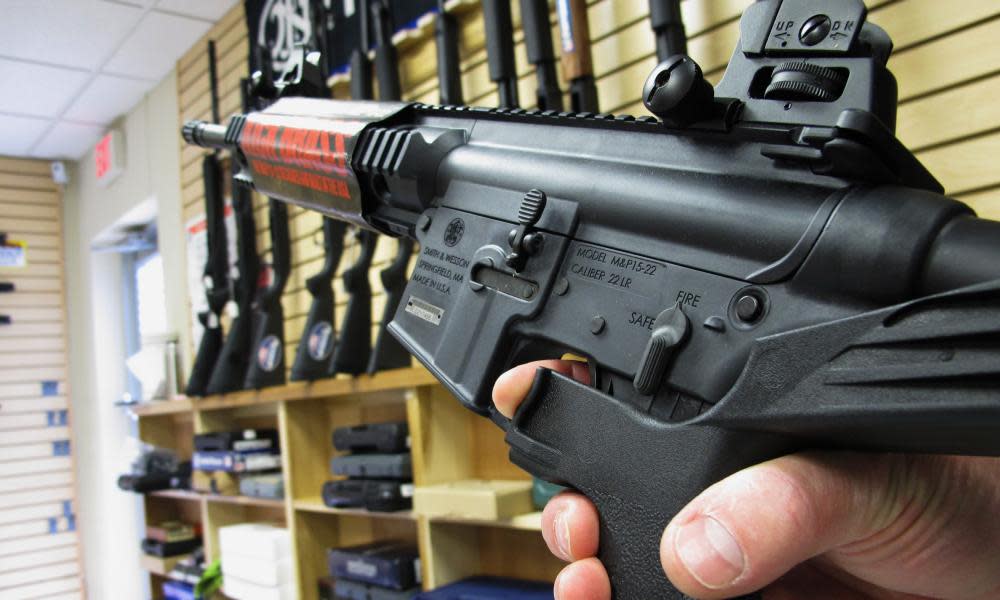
[556,0,599,113]
[205,81,261,394]
[435,0,463,105]
[520,0,562,111]
[185,1,1000,596]
[332,229,377,375]
[329,0,376,375]
[649,0,687,62]
[482,0,519,108]
[240,56,292,390]
[184,40,229,397]
[289,10,351,382]
[368,0,416,374]
[290,216,348,380]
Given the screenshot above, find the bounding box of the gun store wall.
[0,1,997,599]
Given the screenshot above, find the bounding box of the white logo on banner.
[258,0,313,74]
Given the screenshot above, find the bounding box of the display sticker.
[0,239,27,268]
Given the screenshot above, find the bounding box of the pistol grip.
[506,368,782,599]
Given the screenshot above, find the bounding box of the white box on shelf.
[222,554,293,587]
[224,574,294,600]
[218,523,291,562]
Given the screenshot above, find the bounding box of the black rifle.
[520,0,562,111]
[435,0,463,105]
[184,40,228,397]
[185,1,1000,596]
[243,198,290,389]
[371,0,401,101]
[367,0,415,374]
[289,14,348,382]
[205,81,261,394]
[556,0,599,113]
[291,217,348,380]
[649,0,687,62]
[482,0,519,108]
[331,0,376,375]
[242,57,292,390]
[331,230,377,375]
[349,0,374,101]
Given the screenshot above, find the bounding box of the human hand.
[493,360,1000,600]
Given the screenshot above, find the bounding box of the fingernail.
[553,571,565,600]
[674,516,745,589]
[554,508,572,560]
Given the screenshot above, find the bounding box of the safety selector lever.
[633,303,689,395]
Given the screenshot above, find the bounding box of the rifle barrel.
[483,0,519,108]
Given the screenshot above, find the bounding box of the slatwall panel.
[0,157,81,599]
[176,0,1000,379]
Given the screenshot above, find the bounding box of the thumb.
[657,452,922,598]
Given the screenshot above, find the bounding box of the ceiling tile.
[0,114,51,157]
[102,11,211,80]
[63,75,150,125]
[0,58,92,118]
[154,0,239,22]
[31,122,106,160]
[0,1,144,70]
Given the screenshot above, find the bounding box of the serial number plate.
[405,295,444,325]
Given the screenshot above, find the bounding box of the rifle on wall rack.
[368,0,416,374]
[520,0,563,111]
[184,40,229,397]
[331,230,377,375]
[649,0,687,62]
[205,81,261,394]
[436,0,463,105]
[289,10,351,382]
[557,0,599,112]
[330,0,379,376]
[482,0,519,108]
[242,54,292,390]
[290,217,347,380]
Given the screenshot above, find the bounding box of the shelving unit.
[130,366,561,600]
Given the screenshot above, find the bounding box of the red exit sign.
[94,130,124,187]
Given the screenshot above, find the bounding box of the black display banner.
[245,1,439,78]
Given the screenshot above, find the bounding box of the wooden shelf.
[292,498,416,521]
[139,553,190,576]
[203,494,285,509]
[427,511,543,532]
[148,489,286,509]
[130,398,194,417]
[148,489,203,502]
[132,366,435,416]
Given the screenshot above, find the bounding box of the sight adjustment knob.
[764,61,847,102]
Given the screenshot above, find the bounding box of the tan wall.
[63,71,187,600]
[176,0,1000,376]
[0,157,82,599]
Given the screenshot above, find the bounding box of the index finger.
[492,359,592,419]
